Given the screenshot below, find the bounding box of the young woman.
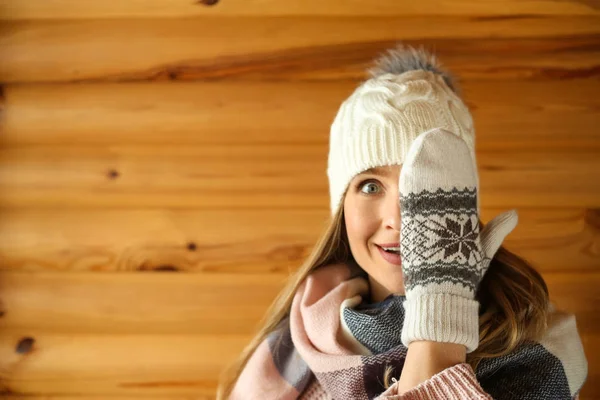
[217,44,588,399]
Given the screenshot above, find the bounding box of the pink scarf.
[230,261,411,399]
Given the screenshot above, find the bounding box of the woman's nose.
[384,193,401,231]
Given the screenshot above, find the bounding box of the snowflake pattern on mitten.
[400,186,486,295]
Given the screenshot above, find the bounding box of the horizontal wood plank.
[0,17,598,83]
[0,271,286,334]
[0,208,597,274]
[0,208,321,274]
[0,271,597,334]
[0,145,598,208]
[0,330,247,396]
[0,0,598,19]
[2,79,599,150]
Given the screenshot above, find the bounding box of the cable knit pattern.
[327,68,477,217]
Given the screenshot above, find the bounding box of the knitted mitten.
[399,128,518,353]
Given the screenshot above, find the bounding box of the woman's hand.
[398,128,518,353]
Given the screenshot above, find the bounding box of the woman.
[217,43,588,399]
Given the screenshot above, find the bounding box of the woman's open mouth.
[376,245,401,266]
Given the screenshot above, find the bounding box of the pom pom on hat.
[366,43,462,96]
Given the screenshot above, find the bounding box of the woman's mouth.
[376,245,402,266]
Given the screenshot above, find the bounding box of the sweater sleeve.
[375,363,493,400]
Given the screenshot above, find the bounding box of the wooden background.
[0,1,599,398]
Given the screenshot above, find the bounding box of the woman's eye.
[358,180,381,195]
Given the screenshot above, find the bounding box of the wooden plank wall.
[0,1,599,398]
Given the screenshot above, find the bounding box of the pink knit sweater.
[299,363,492,399]
[299,362,583,399]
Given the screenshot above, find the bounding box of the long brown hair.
[216,190,551,398]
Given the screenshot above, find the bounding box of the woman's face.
[344,164,404,302]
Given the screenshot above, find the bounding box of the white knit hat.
[327,43,478,216]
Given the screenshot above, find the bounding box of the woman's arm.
[375,341,491,399]
[396,341,466,393]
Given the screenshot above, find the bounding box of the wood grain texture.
[0,208,597,274]
[0,0,598,19]
[0,271,286,335]
[0,271,597,334]
[0,145,598,208]
[0,330,247,396]
[0,17,598,83]
[1,78,599,150]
